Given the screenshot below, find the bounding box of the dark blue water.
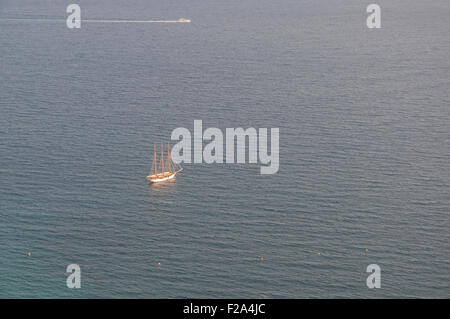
[1,0,449,298]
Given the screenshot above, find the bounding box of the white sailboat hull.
[148,143,183,183]
[147,172,177,183]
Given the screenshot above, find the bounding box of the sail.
[148,142,183,182]
[167,142,172,173]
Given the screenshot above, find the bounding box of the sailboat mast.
[153,144,157,176]
[167,143,171,173]
[161,143,165,174]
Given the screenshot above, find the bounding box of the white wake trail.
[0,18,191,23]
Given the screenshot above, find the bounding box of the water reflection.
[147,178,178,205]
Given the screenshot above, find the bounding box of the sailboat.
[147,143,183,183]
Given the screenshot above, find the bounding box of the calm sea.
[0,0,449,298]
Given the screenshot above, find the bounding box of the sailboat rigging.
[147,143,183,183]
